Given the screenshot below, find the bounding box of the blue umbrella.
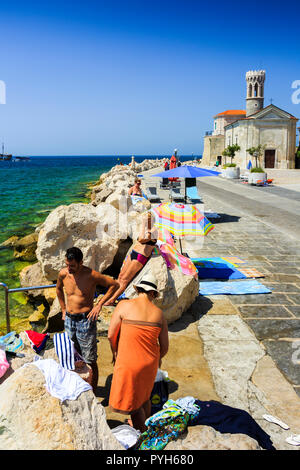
[152,165,220,178]
[152,165,221,201]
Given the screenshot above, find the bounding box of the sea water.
[0,155,193,331]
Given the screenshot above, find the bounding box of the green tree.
[222,144,240,165]
[246,144,265,168]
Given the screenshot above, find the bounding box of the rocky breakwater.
[0,332,123,450]
[18,158,198,332]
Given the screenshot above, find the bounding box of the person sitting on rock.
[56,247,119,394]
[108,273,169,432]
[104,212,157,306]
[128,178,143,197]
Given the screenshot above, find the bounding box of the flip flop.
[262,414,290,430]
[286,435,300,446]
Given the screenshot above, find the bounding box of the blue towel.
[199,280,272,296]
[192,257,246,280]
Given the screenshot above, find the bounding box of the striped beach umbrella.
[152,202,214,237]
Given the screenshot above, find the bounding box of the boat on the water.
[0,143,12,161]
[0,154,12,161]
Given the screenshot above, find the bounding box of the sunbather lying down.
[104,212,158,306]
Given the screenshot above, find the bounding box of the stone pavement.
[140,167,300,449]
[192,177,300,399]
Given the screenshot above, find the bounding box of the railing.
[0,282,56,334]
[205,131,213,136]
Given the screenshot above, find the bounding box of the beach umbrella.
[152,165,220,201]
[152,202,214,253]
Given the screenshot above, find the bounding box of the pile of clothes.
[133,397,275,450]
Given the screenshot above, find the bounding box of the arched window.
[254,83,258,97]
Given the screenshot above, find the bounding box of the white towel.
[53,332,75,370]
[25,358,92,401]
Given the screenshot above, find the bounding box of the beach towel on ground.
[193,400,275,450]
[193,257,246,280]
[53,332,75,370]
[192,257,264,280]
[199,279,272,296]
[24,358,92,401]
[25,330,49,354]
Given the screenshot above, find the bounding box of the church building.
[202,70,298,169]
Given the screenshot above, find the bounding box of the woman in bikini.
[104,212,157,306]
[128,178,143,197]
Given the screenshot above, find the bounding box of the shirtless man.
[56,246,119,394]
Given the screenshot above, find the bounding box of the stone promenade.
[140,167,300,449]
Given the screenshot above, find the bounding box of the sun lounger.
[171,188,185,202]
[146,186,160,202]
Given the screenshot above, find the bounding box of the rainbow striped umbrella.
[152,202,214,237]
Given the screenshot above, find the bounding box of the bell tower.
[246,70,266,117]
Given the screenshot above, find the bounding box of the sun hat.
[133,273,159,296]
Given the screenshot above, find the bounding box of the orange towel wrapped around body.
[109,319,161,414]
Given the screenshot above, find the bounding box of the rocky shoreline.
[3,157,199,333]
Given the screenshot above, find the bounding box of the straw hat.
[133,273,159,296]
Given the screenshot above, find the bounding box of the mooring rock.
[165,425,261,450]
[0,364,123,450]
[124,253,199,324]
[19,262,56,304]
[36,203,122,281]
[13,232,38,262]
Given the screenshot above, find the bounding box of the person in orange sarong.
[108,274,169,432]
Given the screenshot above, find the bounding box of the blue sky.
[0,0,300,155]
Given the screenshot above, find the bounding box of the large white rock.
[36,203,122,281]
[0,364,123,450]
[124,253,199,324]
[165,425,261,450]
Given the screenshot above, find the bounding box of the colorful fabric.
[0,331,24,353]
[192,257,264,280]
[199,279,272,296]
[192,257,246,280]
[155,228,198,278]
[0,349,10,378]
[137,399,189,450]
[159,243,198,278]
[152,202,214,237]
[109,320,161,414]
[238,267,264,278]
[25,330,49,354]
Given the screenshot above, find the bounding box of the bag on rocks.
[150,369,169,415]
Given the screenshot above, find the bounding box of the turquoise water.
[0,155,193,332]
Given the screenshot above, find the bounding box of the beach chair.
[146,186,160,202]
[160,178,169,189]
[171,187,185,202]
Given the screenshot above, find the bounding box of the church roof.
[214,110,246,118]
[224,104,298,128]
